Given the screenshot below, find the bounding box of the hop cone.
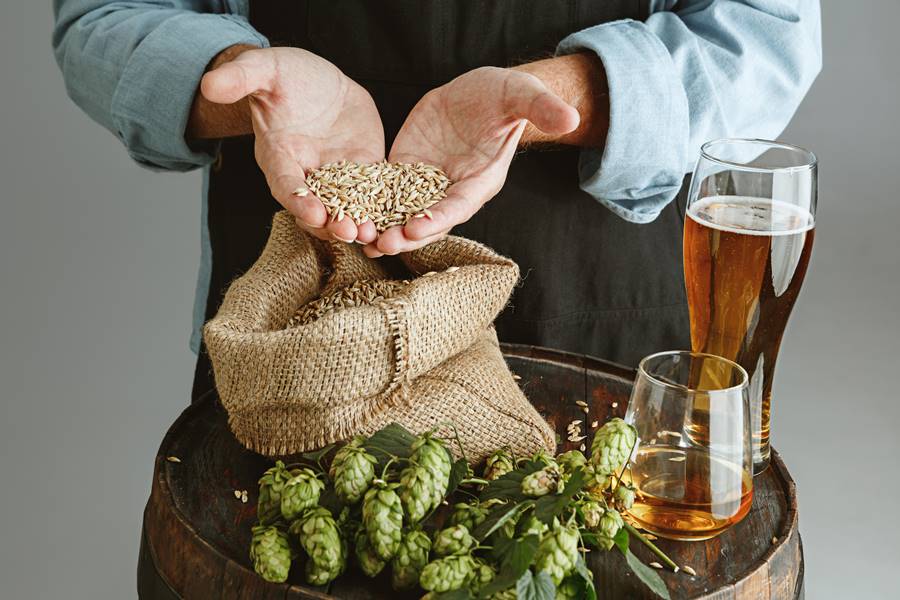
[433,524,475,557]
[556,576,583,600]
[579,499,605,530]
[521,465,562,497]
[557,450,586,476]
[448,502,488,533]
[614,482,636,510]
[489,590,517,600]
[280,468,325,522]
[532,449,559,468]
[419,555,476,592]
[598,508,624,540]
[584,464,614,498]
[331,437,377,505]
[257,461,297,525]
[470,557,496,590]
[516,513,548,538]
[289,507,344,585]
[535,524,580,585]
[354,528,386,577]
[483,449,515,481]
[363,483,403,560]
[399,434,452,523]
[590,418,637,475]
[249,525,294,583]
[391,529,432,590]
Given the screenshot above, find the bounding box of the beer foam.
[687,196,815,236]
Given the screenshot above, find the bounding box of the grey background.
[1,1,897,598]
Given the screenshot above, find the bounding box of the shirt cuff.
[111,13,269,172]
[557,20,689,223]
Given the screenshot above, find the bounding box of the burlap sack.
[204,211,554,461]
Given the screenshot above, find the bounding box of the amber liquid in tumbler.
[684,197,814,470]
[624,446,753,541]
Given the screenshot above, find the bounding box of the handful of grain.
[302,161,451,232]
[287,279,407,327]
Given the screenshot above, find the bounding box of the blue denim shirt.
[52,0,822,352]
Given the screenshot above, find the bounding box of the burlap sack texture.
[204,211,555,462]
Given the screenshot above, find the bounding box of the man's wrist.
[511,52,609,148]
[187,44,260,140]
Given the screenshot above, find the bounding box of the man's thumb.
[201,50,275,104]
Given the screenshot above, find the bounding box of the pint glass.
[683,139,816,473]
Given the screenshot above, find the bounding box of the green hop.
[483,449,515,481]
[470,557,496,590]
[289,507,344,586]
[399,433,452,523]
[249,524,294,583]
[489,590,517,600]
[599,508,624,540]
[556,576,583,599]
[583,464,614,498]
[614,482,636,510]
[420,555,476,592]
[590,418,637,475]
[448,502,488,533]
[432,524,475,557]
[531,449,559,468]
[363,482,403,560]
[354,528,386,577]
[578,499,604,530]
[257,461,299,525]
[280,468,325,522]
[535,524,580,585]
[330,437,377,505]
[557,450,587,477]
[516,513,549,538]
[521,465,563,497]
[391,529,432,590]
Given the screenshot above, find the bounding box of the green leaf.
[533,468,586,525]
[316,487,344,518]
[479,534,539,597]
[446,457,470,496]
[300,443,335,463]
[625,548,671,600]
[363,422,416,467]
[574,555,598,600]
[473,500,533,541]
[479,460,544,503]
[433,590,475,600]
[613,527,630,555]
[516,570,556,600]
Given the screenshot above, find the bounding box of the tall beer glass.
[684,139,816,473]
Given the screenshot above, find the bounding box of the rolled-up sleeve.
[53,0,269,171]
[557,0,822,223]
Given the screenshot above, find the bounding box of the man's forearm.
[187,44,259,139]
[512,53,609,148]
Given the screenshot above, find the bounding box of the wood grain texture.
[139,344,803,600]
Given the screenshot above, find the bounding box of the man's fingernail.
[292,187,309,197]
[332,233,354,243]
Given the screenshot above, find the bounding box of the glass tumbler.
[623,351,752,541]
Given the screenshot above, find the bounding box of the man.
[53,0,821,403]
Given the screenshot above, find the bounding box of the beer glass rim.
[637,350,749,394]
[700,138,817,174]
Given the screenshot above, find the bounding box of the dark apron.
[193,0,690,402]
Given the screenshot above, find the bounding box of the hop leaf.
[289,507,345,586]
[535,523,580,585]
[280,468,325,522]
[249,525,294,583]
[590,418,637,475]
[331,443,377,505]
[483,449,515,481]
[521,465,563,498]
[433,524,476,557]
[257,461,299,525]
[399,433,452,523]
[363,482,403,561]
[391,529,432,590]
[354,528,387,577]
[420,555,476,592]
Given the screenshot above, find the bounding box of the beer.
[684,196,814,469]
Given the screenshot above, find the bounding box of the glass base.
[753,444,771,475]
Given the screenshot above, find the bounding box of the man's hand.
[198,47,384,243]
[365,66,580,257]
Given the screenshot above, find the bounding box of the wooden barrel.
[138,344,803,599]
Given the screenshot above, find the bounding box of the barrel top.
[145,344,802,600]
